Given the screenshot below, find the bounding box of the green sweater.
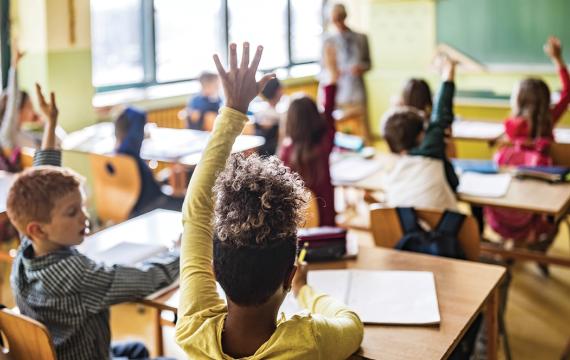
[409,81,459,191]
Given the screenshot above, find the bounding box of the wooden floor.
[1,217,569,359]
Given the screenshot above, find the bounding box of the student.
[175,43,363,359]
[382,57,459,210]
[253,78,283,156]
[485,36,569,248]
[399,71,457,159]
[401,78,433,117]
[7,84,180,360]
[279,44,338,226]
[114,107,184,217]
[185,71,222,130]
[0,46,39,171]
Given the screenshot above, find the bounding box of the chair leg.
[154,309,164,357]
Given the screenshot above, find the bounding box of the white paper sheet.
[283,270,440,325]
[458,172,512,198]
[90,242,168,266]
[331,157,384,184]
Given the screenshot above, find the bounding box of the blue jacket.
[116,107,163,215]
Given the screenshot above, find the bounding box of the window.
[90,0,323,92]
[90,0,145,88]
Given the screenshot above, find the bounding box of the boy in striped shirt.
[6,84,179,360]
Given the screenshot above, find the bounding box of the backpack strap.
[396,207,422,234]
[435,210,466,237]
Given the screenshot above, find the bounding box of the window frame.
[94,0,322,93]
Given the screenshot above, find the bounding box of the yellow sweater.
[175,107,364,359]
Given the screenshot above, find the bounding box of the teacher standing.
[324,3,372,140]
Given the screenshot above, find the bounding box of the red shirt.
[280,84,337,226]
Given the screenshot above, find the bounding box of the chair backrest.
[0,308,56,360]
[20,147,35,169]
[369,205,480,261]
[89,153,142,224]
[301,191,320,228]
[551,143,570,167]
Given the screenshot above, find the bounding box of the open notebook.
[147,270,440,326]
[283,270,441,325]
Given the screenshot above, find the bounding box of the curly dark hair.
[212,153,308,305]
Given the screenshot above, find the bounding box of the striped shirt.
[10,150,180,360]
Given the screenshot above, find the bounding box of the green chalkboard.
[436,0,570,64]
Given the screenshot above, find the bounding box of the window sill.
[92,63,320,112]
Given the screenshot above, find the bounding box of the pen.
[298,242,309,263]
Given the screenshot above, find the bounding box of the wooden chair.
[20,147,35,169]
[89,153,142,224]
[551,143,570,167]
[369,205,480,261]
[0,307,56,360]
[301,191,320,228]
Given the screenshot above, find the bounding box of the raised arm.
[36,83,58,150]
[545,37,570,123]
[177,43,274,321]
[32,83,61,167]
[0,48,25,149]
[322,42,339,131]
[411,58,456,158]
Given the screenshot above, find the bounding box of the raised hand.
[35,83,59,127]
[213,42,275,114]
[440,54,457,82]
[544,36,564,68]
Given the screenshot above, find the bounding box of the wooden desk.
[78,209,182,255]
[146,246,505,360]
[335,154,570,267]
[62,122,265,167]
[335,154,570,220]
[88,209,504,359]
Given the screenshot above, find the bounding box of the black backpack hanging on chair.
[395,207,481,360]
[395,207,466,260]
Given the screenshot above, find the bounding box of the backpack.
[395,207,481,360]
[395,207,466,260]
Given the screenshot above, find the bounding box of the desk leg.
[486,288,499,360]
[155,309,164,356]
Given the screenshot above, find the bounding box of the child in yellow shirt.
[175,42,364,359]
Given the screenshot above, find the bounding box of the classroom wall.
[10,0,570,151]
[352,0,570,158]
[12,0,95,132]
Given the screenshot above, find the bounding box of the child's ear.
[25,222,47,241]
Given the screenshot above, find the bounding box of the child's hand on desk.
[291,261,308,298]
[213,42,275,114]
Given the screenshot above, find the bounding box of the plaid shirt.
[10,150,180,360]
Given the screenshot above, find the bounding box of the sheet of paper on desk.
[458,173,512,198]
[0,172,16,212]
[283,270,440,325]
[90,242,168,266]
[452,120,504,140]
[331,156,384,184]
